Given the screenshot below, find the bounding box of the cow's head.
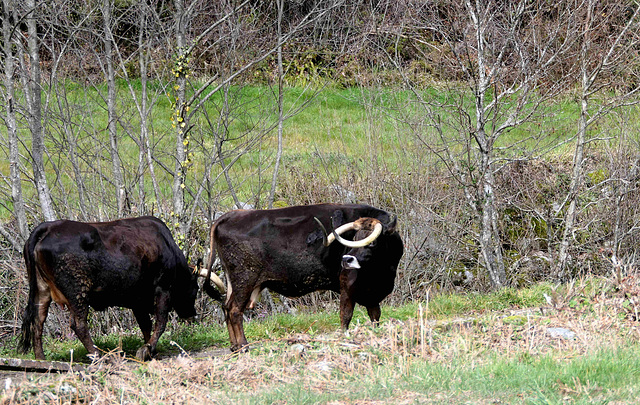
[326,216,398,271]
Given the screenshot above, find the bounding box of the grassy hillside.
[0,81,593,218]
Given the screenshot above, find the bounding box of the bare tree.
[133,0,163,215]
[107,0,168,216]
[554,0,640,279]
[101,0,126,216]
[171,0,190,230]
[19,0,56,221]
[167,0,341,238]
[267,0,285,208]
[39,0,102,221]
[169,0,254,233]
[382,0,576,288]
[1,0,28,246]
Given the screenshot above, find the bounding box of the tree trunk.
[102,0,125,217]
[555,1,593,280]
[479,164,506,287]
[2,0,28,243]
[23,0,56,221]
[66,128,89,220]
[268,0,285,208]
[219,84,241,208]
[555,84,588,280]
[137,1,162,215]
[172,0,189,233]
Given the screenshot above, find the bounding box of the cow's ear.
[331,210,345,228]
[306,229,324,246]
[384,215,397,234]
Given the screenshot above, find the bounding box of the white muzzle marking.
[342,255,361,270]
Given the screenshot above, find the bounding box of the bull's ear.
[331,210,345,228]
[384,215,397,233]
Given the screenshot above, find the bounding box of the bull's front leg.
[366,304,381,326]
[136,291,170,361]
[68,306,99,360]
[133,308,152,343]
[339,268,358,330]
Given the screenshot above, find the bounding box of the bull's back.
[213,204,401,297]
[213,207,347,295]
[81,217,179,269]
[30,217,184,305]
[92,217,190,296]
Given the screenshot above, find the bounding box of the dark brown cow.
[203,204,404,351]
[19,216,199,361]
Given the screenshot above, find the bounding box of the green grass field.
[3,79,610,220]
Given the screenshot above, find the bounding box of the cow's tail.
[203,221,226,303]
[19,228,43,354]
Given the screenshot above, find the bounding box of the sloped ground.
[2,276,639,404]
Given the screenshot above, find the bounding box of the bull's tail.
[19,227,43,354]
[203,221,226,303]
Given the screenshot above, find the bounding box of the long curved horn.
[326,222,358,245]
[314,217,330,246]
[331,221,383,248]
[316,217,360,246]
[198,258,226,291]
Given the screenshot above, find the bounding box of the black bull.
[203,203,404,351]
[19,216,199,361]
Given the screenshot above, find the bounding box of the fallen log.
[0,357,85,373]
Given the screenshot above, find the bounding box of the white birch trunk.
[268,0,285,208]
[2,0,28,242]
[465,0,507,288]
[102,0,125,217]
[23,0,56,221]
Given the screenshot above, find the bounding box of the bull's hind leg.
[226,291,252,352]
[33,284,52,360]
[222,261,258,352]
[49,254,98,359]
[366,304,381,327]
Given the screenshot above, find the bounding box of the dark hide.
[205,204,403,351]
[19,216,198,361]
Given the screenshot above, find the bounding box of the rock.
[546,327,576,340]
[290,344,306,355]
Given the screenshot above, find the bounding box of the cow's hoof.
[136,344,154,361]
[230,344,249,353]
